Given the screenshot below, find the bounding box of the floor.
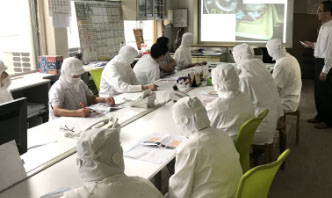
[269,79,332,198]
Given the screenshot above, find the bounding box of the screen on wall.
[199,0,294,46]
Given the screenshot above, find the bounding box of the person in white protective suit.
[61,127,163,198]
[0,60,13,104]
[266,38,302,113]
[133,42,168,84]
[205,64,255,140]
[49,57,115,119]
[174,33,207,70]
[168,97,242,198]
[232,43,283,145]
[99,46,157,97]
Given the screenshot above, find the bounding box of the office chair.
[235,149,291,198]
[89,68,104,92]
[234,109,269,173]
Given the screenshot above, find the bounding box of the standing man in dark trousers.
[303,1,332,129]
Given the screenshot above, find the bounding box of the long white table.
[0,66,219,197]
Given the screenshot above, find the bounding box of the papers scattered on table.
[124,134,187,164]
[201,90,218,97]
[88,103,123,117]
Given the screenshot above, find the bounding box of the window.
[124,20,154,50]
[0,0,38,75]
[67,1,81,57]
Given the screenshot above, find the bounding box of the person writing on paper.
[99,46,157,97]
[301,1,332,129]
[61,127,163,198]
[233,43,283,145]
[133,42,168,84]
[49,57,115,119]
[205,64,255,140]
[0,60,13,104]
[174,33,207,70]
[266,38,302,113]
[156,36,177,78]
[168,97,242,198]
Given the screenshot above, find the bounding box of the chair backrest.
[235,149,291,198]
[89,68,104,91]
[234,109,269,173]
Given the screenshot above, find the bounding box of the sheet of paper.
[0,140,27,191]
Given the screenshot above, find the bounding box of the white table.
[0,67,216,197]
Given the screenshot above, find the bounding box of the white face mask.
[71,77,81,92]
[0,76,11,90]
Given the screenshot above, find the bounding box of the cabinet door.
[146,0,153,18]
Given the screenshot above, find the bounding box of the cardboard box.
[38,55,63,74]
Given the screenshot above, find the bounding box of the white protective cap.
[171,97,210,137]
[0,60,8,73]
[181,33,193,47]
[76,126,124,182]
[116,45,139,65]
[266,38,286,60]
[212,63,240,97]
[60,57,85,83]
[232,43,253,64]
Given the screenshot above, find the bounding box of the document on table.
[124,134,187,164]
[88,103,123,117]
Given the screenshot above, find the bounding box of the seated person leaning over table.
[168,97,242,198]
[266,38,302,113]
[49,57,115,119]
[174,32,207,70]
[206,63,255,140]
[133,42,168,84]
[233,43,284,145]
[156,36,177,78]
[99,46,157,97]
[61,127,163,198]
[0,60,13,104]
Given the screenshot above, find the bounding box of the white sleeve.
[104,66,142,93]
[48,83,64,108]
[168,146,197,198]
[147,66,160,84]
[174,49,189,70]
[324,34,332,74]
[272,63,288,91]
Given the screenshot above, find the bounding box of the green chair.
[89,68,104,92]
[235,149,291,198]
[234,109,269,173]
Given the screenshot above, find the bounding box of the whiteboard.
[75,1,124,63]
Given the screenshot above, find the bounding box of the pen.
[80,102,86,109]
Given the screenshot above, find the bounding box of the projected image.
[201,0,288,43]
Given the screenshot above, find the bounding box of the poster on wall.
[75,1,125,63]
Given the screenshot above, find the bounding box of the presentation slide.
[200,0,291,44]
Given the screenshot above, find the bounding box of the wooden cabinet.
[122,0,167,20]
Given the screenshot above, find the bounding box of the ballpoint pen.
[80,102,86,109]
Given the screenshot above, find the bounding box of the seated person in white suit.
[99,46,157,97]
[174,32,207,70]
[232,43,283,145]
[168,97,242,198]
[206,63,255,140]
[266,38,302,113]
[49,57,115,119]
[156,36,177,78]
[134,42,168,84]
[61,127,163,198]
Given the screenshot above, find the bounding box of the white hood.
[171,97,210,137]
[266,38,287,60]
[76,127,124,182]
[212,63,240,98]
